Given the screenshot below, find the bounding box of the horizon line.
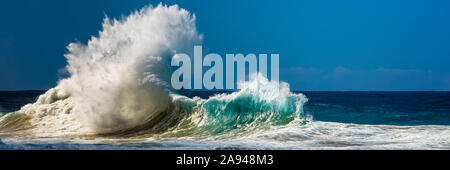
[1,89,449,92]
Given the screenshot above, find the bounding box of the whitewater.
[0,4,448,149]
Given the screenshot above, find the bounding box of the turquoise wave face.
[166,81,309,138]
[201,94,301,134]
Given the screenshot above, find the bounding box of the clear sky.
[1,0,449,91]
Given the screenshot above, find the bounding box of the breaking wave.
[0,4,308,138]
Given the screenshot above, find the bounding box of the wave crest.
[162,75,308,138]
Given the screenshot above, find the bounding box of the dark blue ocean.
[3,91,448,125]
[183,91,450,126]
[1,91,449,149]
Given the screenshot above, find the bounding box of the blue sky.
[1,0,449,91]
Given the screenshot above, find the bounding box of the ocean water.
[0,5,448,150]
[0,90,449,150]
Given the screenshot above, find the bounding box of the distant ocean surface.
[1,90,449,150]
